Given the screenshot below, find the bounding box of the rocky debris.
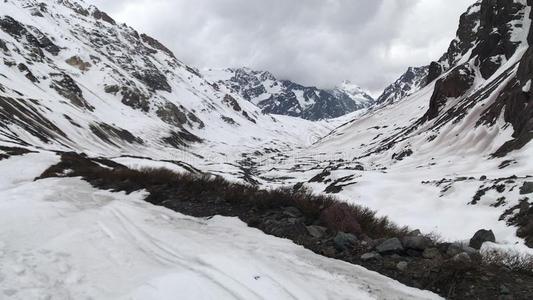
[520,182,533,195]
[361,252,382,261]
[469,229,496,250]
[376,238,404,254]
[66,56,91,71]
[334,232,358,251]
[319,203,362,235]
[396,261,408,272]
[306,225,327,239]
[422,248,442,260]
[452,252,472,264]
[402,236,433,251]
[283,207,302,218]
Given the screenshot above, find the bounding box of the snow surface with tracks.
[0,153,441,300]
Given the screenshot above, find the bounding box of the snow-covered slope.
[0,0,341,163]
[205,68,374,120]
[256,0,533,249]
[0,151,441,300]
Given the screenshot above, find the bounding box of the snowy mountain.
[376,66,429,105]
[260,0,533,249]
[1,0,533,298]
[205,68,374,120]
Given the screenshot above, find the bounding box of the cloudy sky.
[87,0,475,95]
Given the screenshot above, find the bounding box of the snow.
[0,153,441,300]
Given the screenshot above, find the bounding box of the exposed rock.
[141,33,175,58]
[423,63,475,121]
[50,74,93,110]
[520,182,533,195]
[426,61,443,84]
[376,66,429,105]
[283,207,302,218]
[446,243,464,257]
[422,248,442,259]
[396,261,408,272]
[66,56,91,71]
[452,252,472,264]
[469,229,496,249]
[334,232,358,251]
[376,238,404,254]
[90,7,116,25]
[17,63,39,83]
[306,225,327,239]
[402,236,432,251]
[319,203,362,235]
[360,252,382,261]
[407,229,422,237]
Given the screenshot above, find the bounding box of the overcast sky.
[86,0,475,95]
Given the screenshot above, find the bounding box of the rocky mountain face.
[375,66,429,105]
[292,0,533,251]
[205,68,374,120]
[0,0,338,159]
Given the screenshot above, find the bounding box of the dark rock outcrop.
[469,229,496,249]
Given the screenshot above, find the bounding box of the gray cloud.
[87,0,475,95]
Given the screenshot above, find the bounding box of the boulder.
[446,243,464,257]
[402,236,432,250]
[360,252,382,261]
[376,238,404,254]
[407,229,422,237]
[283,206,303,218]
[452,252,472,264]
[422,248,442,259]
[469,229,496,250]
[334,232,358,251]
[306,225,327,239]
[319,203,362,235]
[397,261,408,272]
[519,182,533,195]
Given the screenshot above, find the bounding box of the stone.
[319,203,362,235]
[469,229,496,250]
[360,252,382,261]
[452,252,472,264]
[306,225,327,239]
[407,229,422,236]
[283,207,303,218]
[446,243,463,257]
[376,238,404,254]
[423,248,442,259]
[334,232,358,251]
[519,182,533,195]
[397,261,408,272]
[402,236,432,250]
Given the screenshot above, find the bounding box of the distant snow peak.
[205,68,374,121]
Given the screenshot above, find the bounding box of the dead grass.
[482,248,533,275]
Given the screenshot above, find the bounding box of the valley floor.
[0,152,440,300]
